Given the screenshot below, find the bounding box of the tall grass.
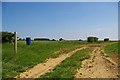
[104,43,118,54]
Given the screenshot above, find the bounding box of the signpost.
[14,32,17,53]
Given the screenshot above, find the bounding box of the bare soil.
[75,46,118,78]
[15,47,86,78]
[15,42,119,78]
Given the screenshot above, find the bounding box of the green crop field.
[2,41,89,78]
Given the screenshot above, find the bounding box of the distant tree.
[87,37,93,42]
[34,38,50,41]
[87,36,98,43]
[104,38,109,42]
[59,38,63,41]
[2,32,14,43]
[79,39,82,41]
[52,39,56,41]
[94,37,98,42]
[23,38,25,41]
[19,38,22,41]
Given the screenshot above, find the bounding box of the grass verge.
[104,43,118,54]
[39,48,90,78]
[104,43,119,63]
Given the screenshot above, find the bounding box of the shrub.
[19,38,22,41]
[79,39,82,41]
[51,39,56,41]
[2,32,14,43]
[22,38,25,41]
[34,38,50,41]
[87,36,98,43]
[104,38,109,42]
[59,38,63,41]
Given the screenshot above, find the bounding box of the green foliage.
[59,38,64,41]
[41,49,90,78]
[104,38,109,42]
[2,32,14,43]
[34,38,50,41]
[87,36,98,43]
[51,39,56,41]
[2,41,89,78]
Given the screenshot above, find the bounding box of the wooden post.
[14,32,17,53]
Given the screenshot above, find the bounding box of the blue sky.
[2,2,118,40]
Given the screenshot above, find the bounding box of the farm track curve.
[75,46,118,78]
[15,47,86,78]
[15,43,118,78]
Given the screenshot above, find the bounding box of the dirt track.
[15,43,119,78]
[75,47,118,78]
[15,47,86,78]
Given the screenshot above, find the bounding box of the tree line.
[1,31,109,43]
